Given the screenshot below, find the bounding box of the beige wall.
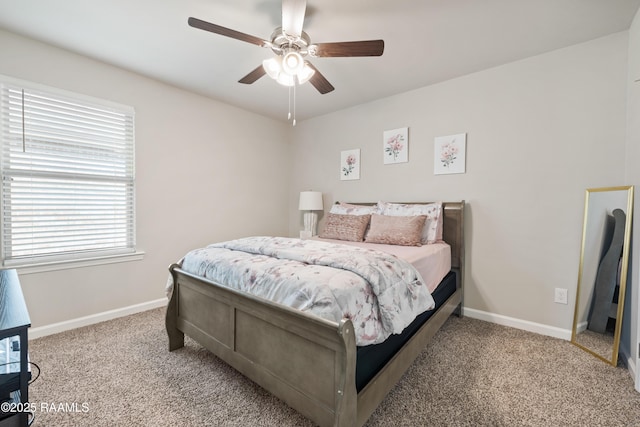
[289,32,629,333]
[0,29,291,328]
[624,8,640,386]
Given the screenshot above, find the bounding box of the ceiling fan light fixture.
[282,51,304,75]
[297,62,315,84]
[262,57,282,80]
[263,57,294,86]
[276,73,295,87]
[263,54,314,87]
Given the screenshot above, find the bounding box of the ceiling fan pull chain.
[293,82,297,126]
[288,85,292,120]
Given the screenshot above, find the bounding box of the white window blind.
[0,79,135,266]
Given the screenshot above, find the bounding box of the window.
[0,77,136,268]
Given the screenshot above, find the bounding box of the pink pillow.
[319,213,370,242]
[377,201,443,244]
[364,214,426,246]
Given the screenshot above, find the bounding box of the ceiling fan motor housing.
[270,27,311,56]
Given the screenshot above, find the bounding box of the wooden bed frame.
[166,201,465,426]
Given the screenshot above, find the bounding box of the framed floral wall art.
[340,149,360,180]
[383,127,408,164]
[434,133,466,175]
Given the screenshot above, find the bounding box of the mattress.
[355,270,457,391]
[313,238,452,292]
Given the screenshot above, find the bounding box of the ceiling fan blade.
[282,0,306,37]
[238,65,266,84]
[310,40,384,57]
[306,62,334,94]
[188,17,269,47]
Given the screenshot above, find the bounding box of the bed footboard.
[166,264,358,427]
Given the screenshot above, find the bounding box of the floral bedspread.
[172,236,435,346]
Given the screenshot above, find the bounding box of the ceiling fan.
[187,0,384,95]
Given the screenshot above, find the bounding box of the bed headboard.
[441,201,465,270]
[342,200,465,277]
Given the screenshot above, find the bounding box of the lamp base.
[299,230,312,240]
[303,211,318,236]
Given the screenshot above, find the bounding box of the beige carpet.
[26,308,640,426]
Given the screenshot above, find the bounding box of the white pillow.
[377,201,443,244]
[329,202,380,216]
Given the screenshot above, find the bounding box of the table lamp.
[299,191,323,238]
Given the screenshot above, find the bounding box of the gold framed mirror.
[571,186,634,366]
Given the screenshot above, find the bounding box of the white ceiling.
[0,0,638,123]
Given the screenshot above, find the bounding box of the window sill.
[7,251,146,275]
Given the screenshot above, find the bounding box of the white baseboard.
[618,345,638,385]
[28,302,570,341]
[463,307,573,341]
[29,298,167,339]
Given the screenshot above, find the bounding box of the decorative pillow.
[329,202,380,216]
[329,203,380,239]
[364,214,426,246]
[377,201,443,244]
[319,213,371,242]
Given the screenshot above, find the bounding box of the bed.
[166,201,465,426]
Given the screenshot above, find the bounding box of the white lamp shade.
[282,51,304,75]
[299,191,323,211]
[276,73,295,87]
[263,57,282,79]
[297,62,315,84]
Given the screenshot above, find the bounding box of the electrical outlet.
[554,288,568,305]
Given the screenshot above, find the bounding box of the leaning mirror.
[571,186,634,366]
